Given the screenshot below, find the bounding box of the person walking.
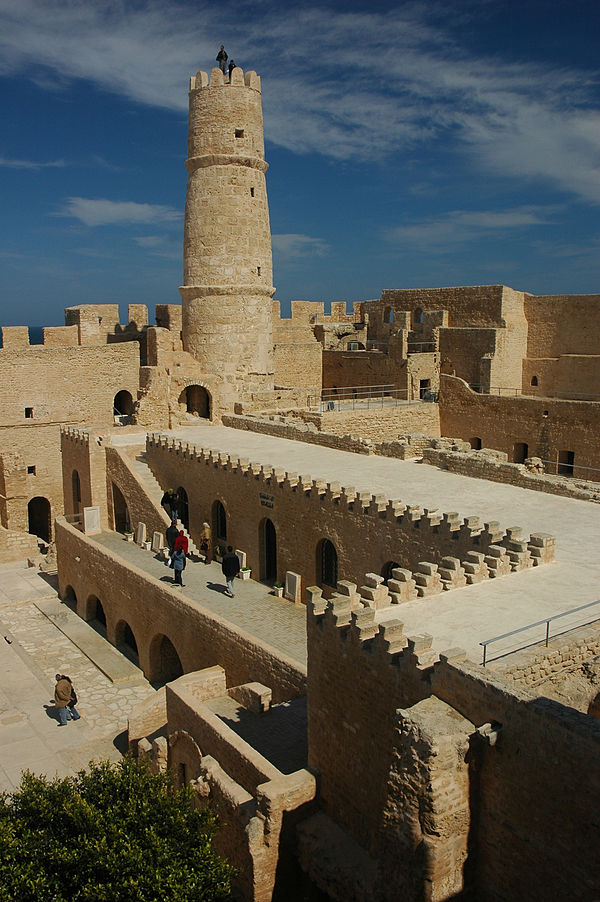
[200,522,212,564]
[172,548,186,587]
[61,675,81,720]
[221,546,240,597]
[161,488,178,521]
[216,45,228,77]
[166,519,179,557]
[54,674,75,726]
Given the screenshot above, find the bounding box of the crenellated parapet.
[60,426,90,447]
[146,433,556,585]
[190,68,261,93]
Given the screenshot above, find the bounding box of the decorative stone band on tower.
[180,67,275,404]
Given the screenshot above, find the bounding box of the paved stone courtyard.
[0,562,154,793]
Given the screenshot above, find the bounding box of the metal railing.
[480,599,600,665]
[536,457,600,483]
[466,385,600,402]
[307,384,415,412]
[407,341,437,354]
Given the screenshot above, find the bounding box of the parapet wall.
[145,433,555,595]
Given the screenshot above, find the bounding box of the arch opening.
[149,634,184,686]
[213,500,227,543]
[115,620,139,667]
[28,496,50,544]
[382,560,402,582]
[112,483,131,534]
[114,390,134,418]
[176,486,189,529]
[179,385,211,419]
[85,595,107,637]
[318,539,338,589]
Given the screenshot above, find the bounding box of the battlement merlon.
[190,68,261,93]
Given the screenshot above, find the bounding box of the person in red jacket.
[174,531,188,554]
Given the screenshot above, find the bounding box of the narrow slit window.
[250,186,255,197]
[257,265,261,276]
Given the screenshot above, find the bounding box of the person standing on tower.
[228,59,237,81]
[216,45,228,76]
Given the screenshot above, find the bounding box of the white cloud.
[272,233,328,258]
[0,155,66,169]
[58,197,182,227]
[388,205,560,248]
[0,1,598,201]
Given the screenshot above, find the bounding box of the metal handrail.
[466,384,600,402]
[480,598,600,665]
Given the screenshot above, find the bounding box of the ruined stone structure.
[1,67,600,901]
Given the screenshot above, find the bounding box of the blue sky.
[0,0,599,326]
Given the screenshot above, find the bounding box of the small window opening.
[235,129,244,138]
[27,465,36,475]
[531,375,539,386]
[250,186,255,197]
[470,437,482,450]
[257,265,261,276]
[25,407,33,419]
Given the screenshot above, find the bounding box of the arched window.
[384,307,395,324]
[531,375,539,387]
[319,539,338,588]
[213,500,227,541]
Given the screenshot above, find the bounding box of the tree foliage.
[0,756,233,901]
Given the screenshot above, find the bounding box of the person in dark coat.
[221,546,240,597]
[228,59,237,80]
[161,489,178,521]
[166,520,179,556]
[216,45,228,76]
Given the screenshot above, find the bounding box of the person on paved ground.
[216,45,228,76]
[228,59,237,80]
[200,522,212,564]
[166,519,179,556]
[172,548,186,587]
[174,530,188,554]
[221,546,240,597]
[61,674,81,721]
[54,674,75,726]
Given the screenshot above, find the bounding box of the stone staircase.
[131,451,201,559]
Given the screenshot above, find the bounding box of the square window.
[235,129,244,138]
[27,465,36,475]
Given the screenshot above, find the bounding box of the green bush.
[0,756,233,901]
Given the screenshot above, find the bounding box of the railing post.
[482,644,487,667]
[545,620,550,646]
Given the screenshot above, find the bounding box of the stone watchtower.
[180,67,275,404]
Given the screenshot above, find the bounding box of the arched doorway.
[149,634,184,686]
[62,586,77,612]
[259,518,277,582]
[115,620,139,667]
[113,390,134,416]
[85,595,107,637]
[318,539,338,588]
[212,500,227,544]
[176,486,189,529]
[112,483,130,533]
[28,496,50,543]
[179,385,211,419]
[382,560,401,582]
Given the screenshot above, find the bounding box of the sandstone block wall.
[439,374,600,471]
[61,429,110,530]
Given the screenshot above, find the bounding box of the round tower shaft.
[180,67,274,398]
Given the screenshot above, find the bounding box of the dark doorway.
[112,483,130,533]
[419,379,431,400]
[558,450,575,476]
[113,390,134,416]
[72,470,81,515]
[513,442,528,464]
[182,385,210,418]
[382,560,401,582]
[28,496,50,543]
[319,539,338,588]
[213,500,227,542]
[176,486,189,529]
[116,621,139,667]
[470,437,482,450]
[260,518,277,582]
